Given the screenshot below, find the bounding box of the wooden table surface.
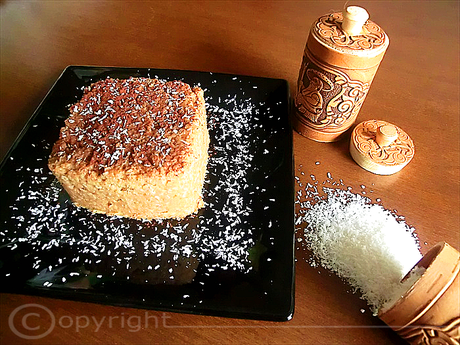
[1,1,459,344]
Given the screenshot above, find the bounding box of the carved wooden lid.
[349,120,415,175]
[307,9,389,69]
[312,11,389,54]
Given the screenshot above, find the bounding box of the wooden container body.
[293,12,389,142]
[379,242,460,345]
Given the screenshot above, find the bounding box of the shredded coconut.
[380,265,425,312]
[296,172,422,314]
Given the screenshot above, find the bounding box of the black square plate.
[0,66,294,321]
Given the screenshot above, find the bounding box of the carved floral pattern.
[313,12,387,51]
[398,317,460,345]
[295,53,369,130]
[352,120,414,165]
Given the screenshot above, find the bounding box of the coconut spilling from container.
[295,171,459,344]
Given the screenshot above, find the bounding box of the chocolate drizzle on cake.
[51,77,202,175]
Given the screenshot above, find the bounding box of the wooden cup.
[379,242,460,345]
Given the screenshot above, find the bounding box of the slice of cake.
[48,77,209,220]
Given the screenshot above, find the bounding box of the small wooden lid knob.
[375,124,398,147]
[342,6,369,36]
[349,120,415,175]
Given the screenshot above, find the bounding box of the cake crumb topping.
[51,77,203,175]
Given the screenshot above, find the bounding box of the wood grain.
[1,1,459,344]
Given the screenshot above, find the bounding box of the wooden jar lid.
[349,120,415,175]
[307,8,389,70]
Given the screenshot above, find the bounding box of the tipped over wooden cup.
[378,242,460,345]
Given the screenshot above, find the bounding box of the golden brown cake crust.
[49,77,202,176]
[48,77,209,220]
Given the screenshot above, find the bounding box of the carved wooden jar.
[293,7,389,142]
[379,242,460,345]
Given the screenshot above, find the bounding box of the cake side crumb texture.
[48,77,209,220]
